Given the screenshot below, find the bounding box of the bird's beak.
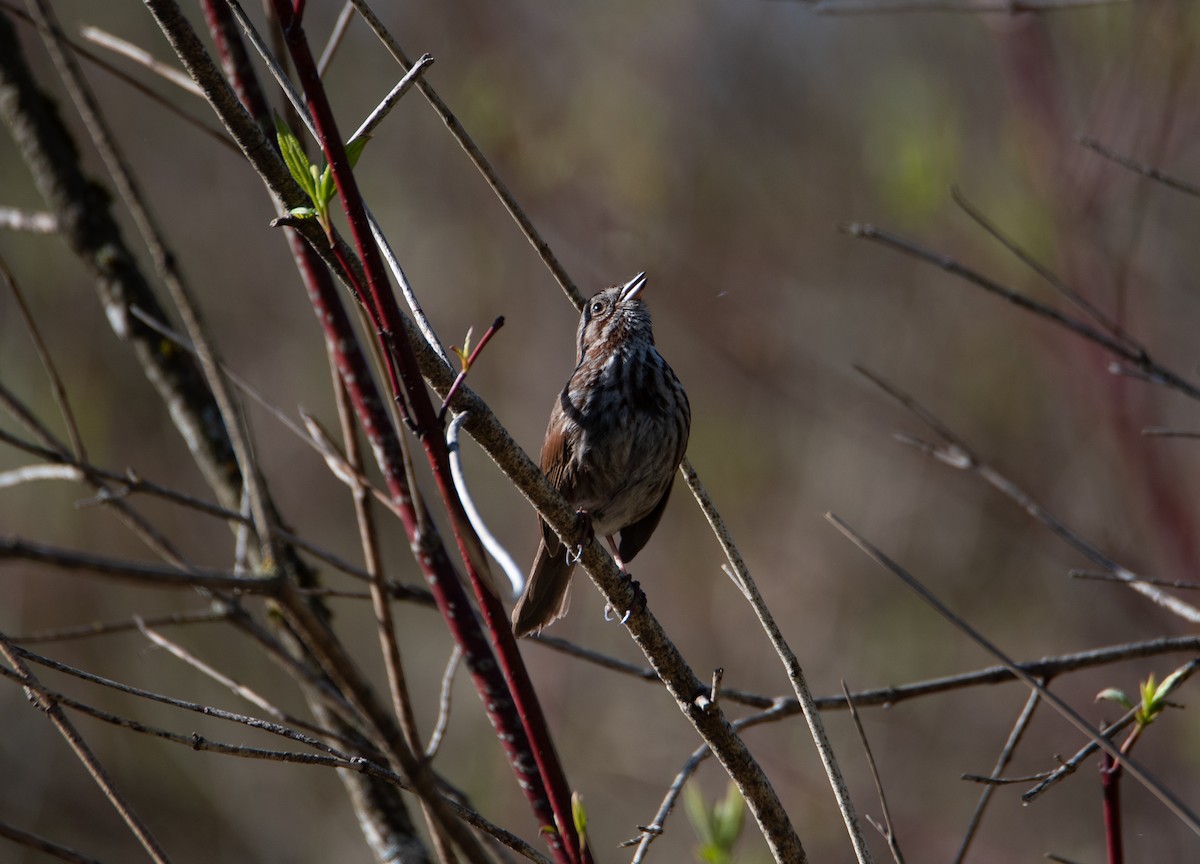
[620,271,648,302]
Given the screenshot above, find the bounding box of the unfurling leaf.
[1096,687,1133,711]
[275,116,316,200]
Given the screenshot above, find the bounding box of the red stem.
[439,315,505,423]
[266,5,586,861]
[1101,751,1123,864]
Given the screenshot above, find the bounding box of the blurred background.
[2,1,1200,861]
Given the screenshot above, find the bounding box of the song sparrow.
[512,272,690,637]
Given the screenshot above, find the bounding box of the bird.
[512,272,690,637]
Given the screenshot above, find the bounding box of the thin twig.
[316,1,356,77]
[842,225,1200,407]
[0,0,233,150]
[825,514,1200,837]
[0,817,104,864]
[79,25,203,95]
[858,366,1200,624]
[814,0,1126,12]
[1070,570,1200,590]
[0,632,173,864]
[842,682,905,864]
[681,459,872,864]
[346,0,583,308]
[25,0,278,564]
[138,622,319,733]
[347,53,434,144]
[0,463,82,488]
[1079,136,1200,199]
[439,316,505,423]
[0,657,546,861]
[427,645,462,759]
[953,688,1041,863]
[12,641,352,751]
[1142,427,1200,439]
[949,186,1130,343]
[12,609,228,643]
[626,699,795,860]
[0,536,282,592]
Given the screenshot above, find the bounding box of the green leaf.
[683,786,715,847]
[275,116,316,200]
[571,792,588,854]
[345,134,370,169]
[1096,688,1133,711]
[316,163,336,209]
[287,207,317,219]
[713,783,744,848]
[1155,666,1187,702]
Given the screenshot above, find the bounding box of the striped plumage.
[512,273,690,637]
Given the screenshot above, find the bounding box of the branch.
[856,366,1200,624]
[0,536,281,592]
[0,632,173,864]
[825,513,1200,837]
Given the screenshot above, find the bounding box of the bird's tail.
[512,537,575,637]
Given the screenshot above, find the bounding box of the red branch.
[252,4,588,861]
[1101,751,1124,864]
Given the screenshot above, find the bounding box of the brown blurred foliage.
[3,1,1200,862]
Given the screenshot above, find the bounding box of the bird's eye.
[591,301,604,314]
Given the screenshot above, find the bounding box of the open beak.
[620,271,648,302]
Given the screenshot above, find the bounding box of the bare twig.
[1023,659,1199,802]
[0,817,105,864]
[0,657,547,862]
[1070,570,1200,590]
[80,25,203,96]
[24,0,277,561]
[842,681,905,864]
[842,225,1200,406]
[0,536,281,592]
[626,698,795,860]
[815,0,1126,12]
[953,688,1041,863]
[427,645,463,758]
[949,186,1130,342]
[347,53,434,144]
[1142,427,1200,439]
[0,632,173,864]
[346,0,583,308]
[858,366,1200,624]
[825,513,1200,836]
[0,0,233,149]
[316,1,356,77]
[12,609,228,643]
[681,460,871,864]
[138,622,320,735]
[1079,136,1200,199]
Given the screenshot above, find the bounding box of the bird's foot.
[563,510,594,565]
[604,572,644,625]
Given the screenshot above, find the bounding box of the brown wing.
[617,476,675,563]
[513,393,579,637]
[538,391,577,549]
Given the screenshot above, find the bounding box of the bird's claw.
[563,510,594,565]
[604,573,644,625]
